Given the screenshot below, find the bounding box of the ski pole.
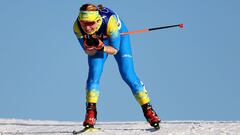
[120,23,184,36]
[80,23,184,38]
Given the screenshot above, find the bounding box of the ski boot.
[83,103,97,128]
[142,103,161,129]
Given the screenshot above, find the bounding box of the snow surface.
[0,119,240,135]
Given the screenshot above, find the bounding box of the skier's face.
[80,20,98,34]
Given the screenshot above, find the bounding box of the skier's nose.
[86,26,92,31]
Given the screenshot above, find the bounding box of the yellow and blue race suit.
[73,7,150,105]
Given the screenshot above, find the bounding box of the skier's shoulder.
[106,15,119,36]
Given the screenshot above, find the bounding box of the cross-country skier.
[73,3,161,129]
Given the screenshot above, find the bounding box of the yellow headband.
[78,11,100,21]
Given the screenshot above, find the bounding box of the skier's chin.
[84,28,97,35]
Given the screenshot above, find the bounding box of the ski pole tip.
[179,23,184,28]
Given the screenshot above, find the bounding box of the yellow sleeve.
[106,15,119,38]
[73,21,83,38]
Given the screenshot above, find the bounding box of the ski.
[72,127,100,134]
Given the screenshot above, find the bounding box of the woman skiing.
[73,3,161,129]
